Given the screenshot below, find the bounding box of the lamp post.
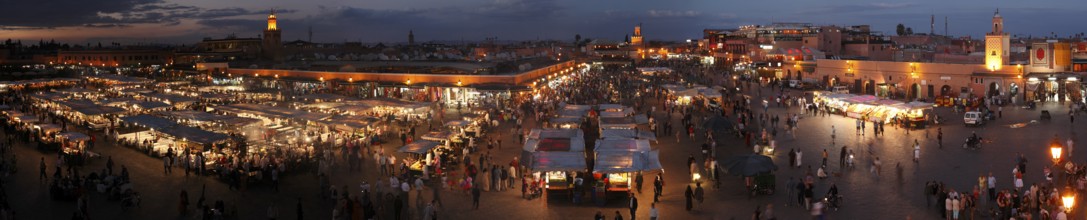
[1051,144,1063,164]
[1062,187,1076,217]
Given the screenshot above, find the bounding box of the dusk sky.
[1,0,1085,44]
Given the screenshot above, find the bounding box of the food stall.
[597,104,634,118]
[814,91,934,125]
[526,151,588,190]
[892,101,934,128]
[398,140,444,177]
[57,132,93,165]
[598,117,640,131]
[549,116,583,128]
[50,99,126,130]
[119,114,232,157]
[592,139,661,194]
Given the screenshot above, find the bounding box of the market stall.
[56,132,95,166]
[526,151,588,190]
[814,92,933,125]
[548,116,583,128]
[119,114,232,156]
[592,139,661,193]
[398,140,445,177]
[598,117,640,131]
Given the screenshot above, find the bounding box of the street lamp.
[1052,145,1063,162]
[1062,189,1075,212]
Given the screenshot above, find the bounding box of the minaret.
[408,30,415,45]
[930,14,934,36]
[630,23,643,48]
[984,9,1009,71]
[263,9,283,60]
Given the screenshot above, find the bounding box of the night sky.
[0,0,1084,44]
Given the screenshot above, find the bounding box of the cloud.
[799,2,919,15]
[648,10,701,18]
[0,0,294,30]
[83,23,132,28]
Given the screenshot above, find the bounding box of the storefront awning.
[527,151,587,172]
[593,150,661,173]
[398,140,442,154]
[600,129,657,141]
[594,139,652,152]
[56,132,90,142]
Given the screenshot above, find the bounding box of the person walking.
[684,185,693,211]
[39,157,46,183]
[821,149,828,166]
[628,193,638,220]
[914,140,921,163]
[649,203,659,220]
[937,128,943,148]
[296,197,303,220]
[471,186,481,210]
[653,174,663,202]
[839,146,847,168]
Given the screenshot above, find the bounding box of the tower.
[631,23,643,48]
[408,30,415,45]
[984,9,1010,71]
[263,9,283,60]
[930,14,934,36]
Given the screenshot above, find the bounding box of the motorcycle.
[963,137,983,150]
[824,194,843,210]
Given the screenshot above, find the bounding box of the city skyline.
[1,0,1086,44]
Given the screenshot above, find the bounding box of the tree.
[575,34,581,45]
[896,24,905,36]
[906,27,913,35]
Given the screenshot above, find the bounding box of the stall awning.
[528,128,584,140]
[398,140,442,154]
[56,132,90,142]
[600,129,657,141]
[527,151,587,172]
[594,139,652,152]
[421,130,456,141]
[33,124,62,133]
[444,120,470,127]
[120,114,230,144]
[57,99,126,116]
[558,109,590,118]
[523,137,586,152]
[162,110,262,127]
[561,104,593,111]
[549,116,582,125]
[599,111,629,118]
[14,115,39,123]
[593,150,661,173]
[132,101,171,110]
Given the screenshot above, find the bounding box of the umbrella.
[723,154,777,176]
[702,115,734,131]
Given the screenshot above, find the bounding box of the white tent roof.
[527,151,587,172]
[600,129,657,141]
[594,139,652,152]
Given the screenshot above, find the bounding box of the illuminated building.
[985,9,1010,70]
[263,9,283,61]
